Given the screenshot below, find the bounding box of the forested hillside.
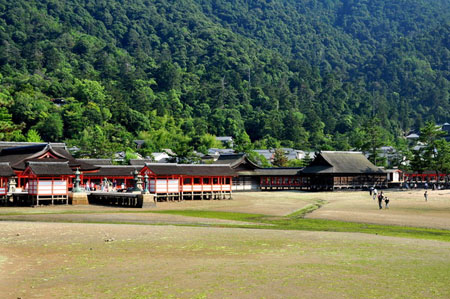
[0,0,448,159]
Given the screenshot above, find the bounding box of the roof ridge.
[321,151,363,154]
[28,161,69,164]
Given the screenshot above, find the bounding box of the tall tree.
[273,148,288,167]
[362,118,384,166]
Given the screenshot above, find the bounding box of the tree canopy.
[0,0,448,158]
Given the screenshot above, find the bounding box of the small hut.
[21,161,74,205]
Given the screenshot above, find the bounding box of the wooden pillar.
[201,177,204,200]
[180,176,183,201]
[36,178,40,206]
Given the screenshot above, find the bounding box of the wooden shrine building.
[82,165,142,191]
[213,154,262,190]
[140,163,236,201]
[21,161,74,205]
[256,168,307,190]
[0,142,99,189]
[0,162,15,198]
[301,151,387,190]
[213,154,308,191]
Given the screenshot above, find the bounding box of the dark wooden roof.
[0,142,66,151]
[79,159,113,165]
[83,165,141,177]
[212,154,261,170]
[129,159,153,165]
[302,152,385,174]
[26,161,74,176]
[253,168,303,176]
[144,163,236,176]
[0,143,99,172]
[0,162,15,177]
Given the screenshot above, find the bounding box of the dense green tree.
[273,148,288,167]
[0,0,448,157]
[26,129,42,142]
[32,113,64,142]
[434,139,450,175]
[361,118,385,166]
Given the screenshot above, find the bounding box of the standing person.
[384,196,389,209]
[378,191,384,209]
[425,182,428,190]
[424,190,428,202]
[373,188,378,200]
[369,186,373,196]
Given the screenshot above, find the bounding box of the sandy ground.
[0,191,313,225]
[152,191,314,216]
[1,191,450,297]
[0,212,260,226]
[306,189,450,229]
[0,222,449,298]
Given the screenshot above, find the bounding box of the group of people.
[369,187,389,209]
[83,180,126,192]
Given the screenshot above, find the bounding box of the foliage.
[246,150,271,168]
[272,148,288,167]
[286,159,305,167]
[0,0,448,156]
[361,118,386,166]
[411,122,450,174]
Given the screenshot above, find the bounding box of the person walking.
[373,188,378,200]
[424,190,428,202]
[369,186,373,196]
[378,191,384,209]
[384,196,389,209]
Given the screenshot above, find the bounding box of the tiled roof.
[0,144,99,172]
[302,151,385,174]
[78,159,113,165]
[26,161,74,176]
[0,162,15,177]
[144,163,236,176]
[83,165,141,177]
[129,159,153,165]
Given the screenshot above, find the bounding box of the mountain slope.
[0,0,448,157]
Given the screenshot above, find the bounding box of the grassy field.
[0,190,450,298]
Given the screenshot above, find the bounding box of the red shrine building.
[0,142,99,203]
[140,164,236,200]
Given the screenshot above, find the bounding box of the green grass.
[149,210,265,222]
[147,209,450,242]
[2,198,450,242]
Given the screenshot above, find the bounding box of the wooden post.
[201,177,204,200]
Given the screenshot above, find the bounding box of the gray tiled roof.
[0,162,15,177]
[144,163,236,176]
[83,165,141,177]
[302,151,384,174]
[26,161,74,176]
